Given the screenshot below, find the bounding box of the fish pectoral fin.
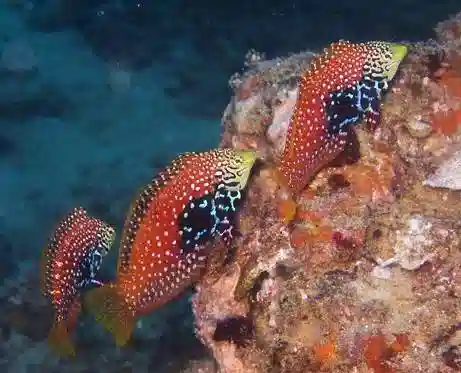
[328,129,361,167]
[47,319,76,358]
[89,279,104,287]
[66,297,82,333]
[84,284,136,346]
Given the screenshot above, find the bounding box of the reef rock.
[193,10,461,373]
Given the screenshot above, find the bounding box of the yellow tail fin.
[47,320,76,357]
[84,284,136,346]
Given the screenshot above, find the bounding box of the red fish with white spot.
[85,148,257,346]
[40,207,115,356]
[278,40,407,194]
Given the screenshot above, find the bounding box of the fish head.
[78,222,116,288]
[220,149,258,192]
[363,41,407,83]
[96,223,116,257]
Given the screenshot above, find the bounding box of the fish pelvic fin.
[47,319,76,357]
[84,283,136,346]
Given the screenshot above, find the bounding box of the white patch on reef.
[233,94,262,132]
[371,265,392,279]
[377,215,435,270]
[254,245,294,276]
[424,149,461,190]
[266,87,298,154]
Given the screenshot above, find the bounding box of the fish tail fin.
[84,284,135,346]
[47,319,76,357]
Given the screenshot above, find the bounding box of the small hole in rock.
[328,174,350,189]
[213,315,254,347]
[372,229,382,240]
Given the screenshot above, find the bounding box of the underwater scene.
[1,1,461,372]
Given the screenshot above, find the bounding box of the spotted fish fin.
[47,297,81,357]
[39,246,52,296]
[118,154,194,274]
[40,227,65,295]
[67,297,83,333]
[47,319,76,357]
[40,207,87,295]
[84,283,136,346]
[117,193,146,275]
[328,128,361,167]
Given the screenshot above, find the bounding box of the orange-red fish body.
[40,207,115,356]
[278,40,407,194]
[118,154,239,316]
[85,148,257,345]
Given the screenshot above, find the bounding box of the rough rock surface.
[192,11,461,373]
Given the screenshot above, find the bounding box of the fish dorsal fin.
[40,207,86,295]
[117,153,195,275]
[302,41,349,83]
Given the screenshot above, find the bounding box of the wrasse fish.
[40,207,115,357]
[278,40,407,194]
[85,148,257,346]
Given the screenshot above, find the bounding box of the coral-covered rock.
[193,10,461,373]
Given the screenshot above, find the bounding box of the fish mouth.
[238,149,258,167]
[385,43,408,80]
[235,149,258,189]
[100,225,116,255]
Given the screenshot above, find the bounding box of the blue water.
[0,1,460,371]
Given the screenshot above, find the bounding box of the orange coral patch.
[290,227,312,249]
[439,69,461,99]
[363,333,410,373]
[390,333,410,353]
[290,224,333,250]
[432,109,461,135]
[296,209,325,222]
[313,341,337,364]
[314,226,335,242]
[277,198,297,223]
[342,163,393,199]
[364,334,394,373]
